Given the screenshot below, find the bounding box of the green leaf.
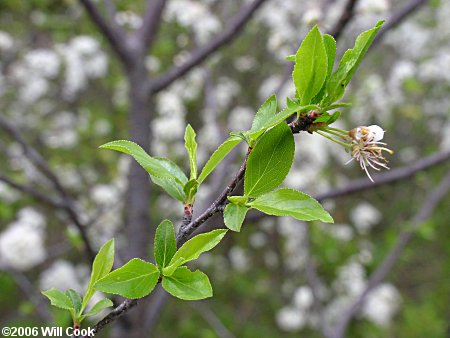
[162,266,212,300]
[249,188,334,223]
[94,258,160,299]
[151,157,188,201]
[151,176,185,202]
[100,140,175,180]
[154,157,188,184]
[250,95,277,132]
[244,123,295,197]
[324,20,384,105]
[65,289,82,315]
[163,229,227,276]
[42,288,73,310]
[227,195,249,206]
[327,111,341,125]
[293,25,328,105]
[286,54,296,62]
[224,203,249,232]
[100,141,187,201]
[248,103,314,142]
[185,124,198,179]
[198,136,242,183]
[83,299,113,318]
[323,34,336,79]
[183,179,199,204]
[83,239,114,309]
[312,34,337,104]
[154,220,177,269]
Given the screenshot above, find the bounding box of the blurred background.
[0,0,449,337]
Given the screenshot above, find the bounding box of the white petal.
[368,125,385,141]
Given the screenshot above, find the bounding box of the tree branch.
[328,0,359,40]
[371,0,429,48]
[315,149,450,202]
[0,116,95,263]
[79,0,134,67]
[330,169,450,338]
[135,0,167,53]
[150,0,268,94]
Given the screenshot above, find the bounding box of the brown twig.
[329,169,450,338]
[150,0,268,94]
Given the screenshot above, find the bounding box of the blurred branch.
[7,269,52,322]
[79,0,134,66]
[0,174,64,209]
[150,0,268,94]
[330,169,450,338]
[371,0,430,47]
[316,149,450,202]
[135,0,167,53]
[190,301,236,338]
[328,0,359,40]
[103,0,117,20]
[0,116,95,263]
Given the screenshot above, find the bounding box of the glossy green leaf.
[251,95,277,132]
[82,299,113,318]
[184,124,198,179]
[323,34,336,79]
[312,34,337,103]
[154,220,177,269]
[100,140,175,179]
[198,136,242,183]
[227,195,249,206]
[324,20,384,105]
[183,179,199,204]
[293,25,328,105]
[65,289,82,314]
[94,258,160,299]
[100,141,187,200]
[249,188,334,223]
[83,239,114,309]
[248,103,312,141]
[163,229,227,276]
[162,266,212,300]
[224,203,249,232]
[151,176,185,202]
[151,157,187,201]
[42,288,73,310]
[244,123,295,197]
[286,54,296,62]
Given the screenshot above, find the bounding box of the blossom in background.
[0,208,46,271]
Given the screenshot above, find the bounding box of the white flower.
[347,125,393,182]
[39,260,88,293]
[293,286,314,309]
[0,209,46,271]
[276,306,306,331]
[350,202,381,234]
[362,283,401,327]
[0,31,13,50]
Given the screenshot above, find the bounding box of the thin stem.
[320,128,349,139]
[315,130,352,148]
